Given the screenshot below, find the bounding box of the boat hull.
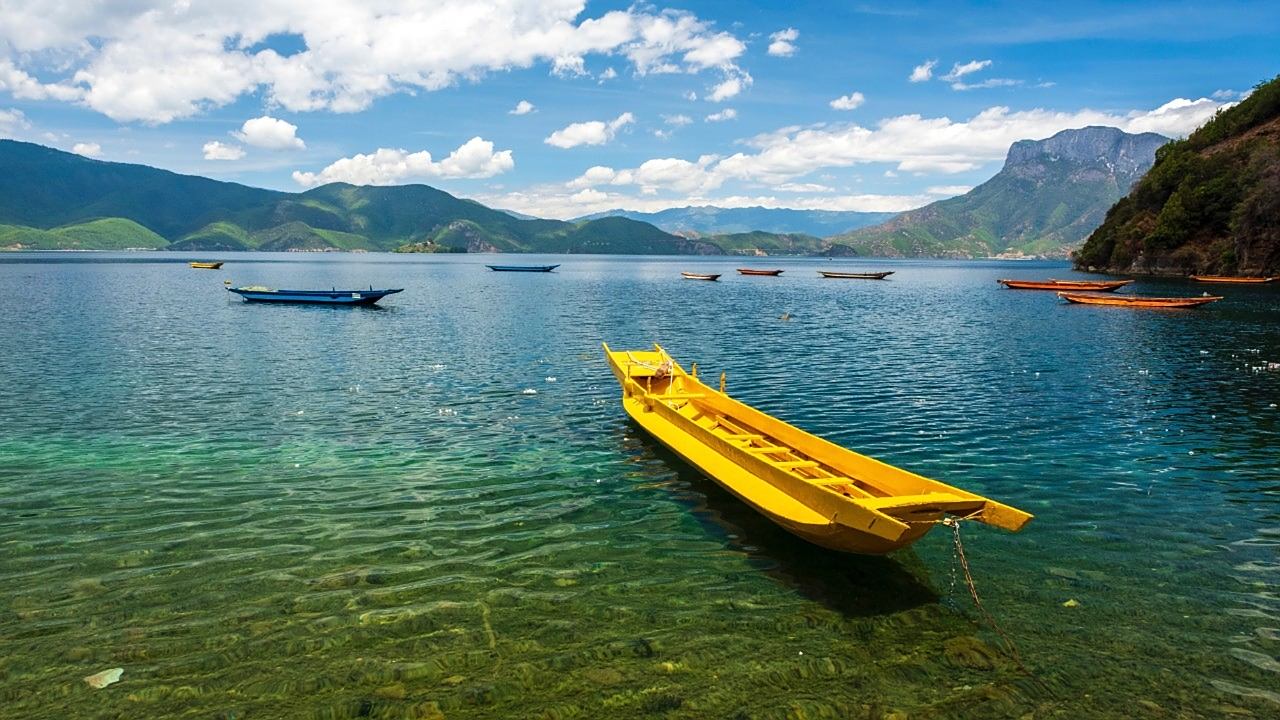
[1000,278,1132,291]
[227,287,404,305]
[819,271,893,279]
[1189,275,1277,284]
[681,273,721,281]
[737,269,783,276]
[603,344,1031,554]
[486,264,560,272]
[189,262,223,269]
[1057,292,1221,308]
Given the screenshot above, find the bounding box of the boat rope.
[943,517,1039,682]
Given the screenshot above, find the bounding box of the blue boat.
[486,264,560,272]
[227,286,403,306]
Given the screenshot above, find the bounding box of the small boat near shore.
[737,268,784,276]
[602,343,1032,554]
[486,264,560,272]
[1057,292,1222,308]
[227,286,404,306]
[189,261,223,269]
[1189,275,1278,284]
[681,272,721,281]
[819,271,894,280]
[1000,278,1132,291]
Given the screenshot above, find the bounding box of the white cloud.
[509,100,535,115]
[0,108,30,135]
[663,114,693,126]
[233,115,304,150]
[683,90,698,101]
[556,96,1226,202]
[71,142,102,157]
[705,108,737,122]
[941,60,992,82]
[598,67,618,81]
[0,59,83,101]
[1122,97,1227,136]
[292,136,514,187]
[951,78,1020,91]
[775,182,833,193]
[0,3,748,124]
[767,28,798,57]
[829,92,865,110]
[203,140,245,160]
[908,60,936,83]
[544,112,634,148]
[480,186,933,220]
[707,71,751,102]
[926,185,973,196]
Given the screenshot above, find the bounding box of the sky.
[0,0,1276,219]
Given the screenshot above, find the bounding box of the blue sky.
[0,1,1275,218]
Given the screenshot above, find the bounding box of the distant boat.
[1057,292,1221,308]
[1000,278,1133,291]
[737,268,784,276]
[602,343,1032,554]
[486,264,560,272]
[819,271,894,280]
[1189,275,1278,284]
[227,286,404,306]
[681,272,721,281]
[189,261,223,269]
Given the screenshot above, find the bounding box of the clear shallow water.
[0,252,1277,719]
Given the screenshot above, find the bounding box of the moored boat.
[227,286,404,306]
[999,278,1132,291]
[737,268,784,276]
[681,272,721,281]
[486,264,560,272]
[819,271,894,280]
[1057,292,1222,308]
[189,261,223,269]
[602,343,1032,554]
[1189,275,1278,284]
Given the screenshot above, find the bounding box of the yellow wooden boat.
[189,261,223,269]
[603,344,1032,554]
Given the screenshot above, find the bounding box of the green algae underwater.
[1,253,1277,719]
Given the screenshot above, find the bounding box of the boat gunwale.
[603,343,1032,552]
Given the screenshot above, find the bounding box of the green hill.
[1075,75,1280,275]
[703,230,826,255]
[830,126,1169,258]
[1,218,167,250]
[0,140,746,255]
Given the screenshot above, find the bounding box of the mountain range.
[1076,75,1280,275]
[573,206,896,237]
[0,141,730,254]
[829,126,1169,258]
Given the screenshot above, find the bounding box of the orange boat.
[737,268,784,276]
[999,278,1133,291]
[1057,292,1222,308]
[1189,275,1278,284]
[681,272,721,281]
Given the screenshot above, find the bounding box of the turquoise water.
[0,252,1277,719]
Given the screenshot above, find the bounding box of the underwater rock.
[84,667,123,689]
[406,702,446,720]
[1137,699,1164,714]
[374,683,407,700]
[442,675,466,687]
[582,667,624,686]
[942,636,1000,671]
[65,646,93,662]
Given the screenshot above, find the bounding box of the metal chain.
[943,517,1038,680]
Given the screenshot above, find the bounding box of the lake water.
[1,252,1277,719]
